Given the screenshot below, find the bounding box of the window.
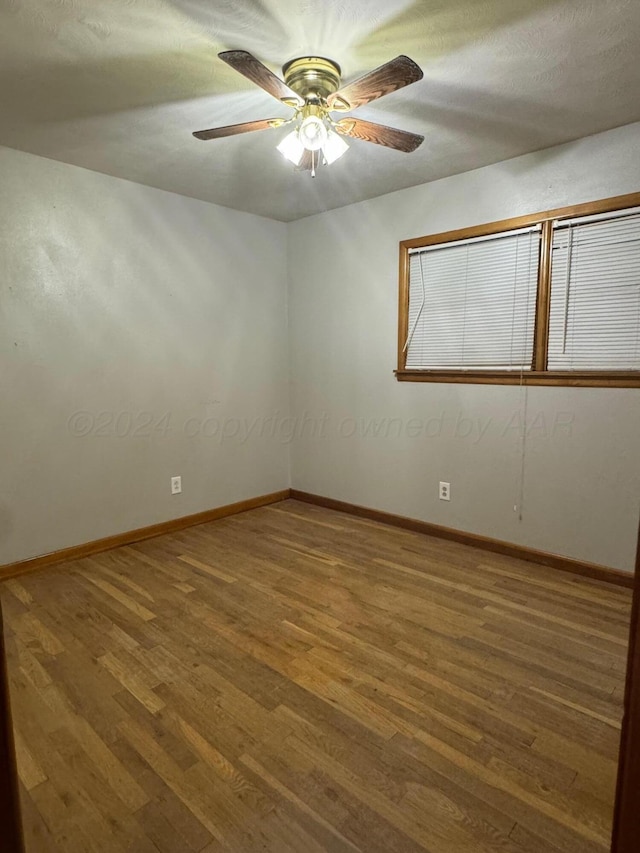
[397,192,640,386]
[405,227,540,371]
[548,210,640,371]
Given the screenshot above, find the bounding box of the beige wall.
[288,122,640,572]
[1,147,290,565]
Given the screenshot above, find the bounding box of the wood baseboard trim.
[3,487,632,589]
[290,490,634,589]
[0,490,291,581]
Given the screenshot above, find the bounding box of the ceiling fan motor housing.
[282,57,342,102]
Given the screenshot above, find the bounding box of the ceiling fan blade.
[328,55,423,111]
[335,118,424,152]
[219,50,303,107]
[193,118,284,140]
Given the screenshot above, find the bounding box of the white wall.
[1,147,290,565]
[3,123,640,572]
[288,122,640,572]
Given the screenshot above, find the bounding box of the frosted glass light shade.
[323,130,349,164]
[299,116,327,151]
[277,130,304,165]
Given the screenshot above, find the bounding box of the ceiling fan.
[193,51,424,176]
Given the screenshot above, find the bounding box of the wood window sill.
[394,370,640,387]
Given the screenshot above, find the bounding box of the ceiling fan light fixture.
[194,51,425,176]
[299,115,327,151]
[277,129,304,165]
[323,130,349,164]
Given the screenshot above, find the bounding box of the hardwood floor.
[0,499,632,853]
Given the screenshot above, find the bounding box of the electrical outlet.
[439,481,450,501]
[171,476,182,495]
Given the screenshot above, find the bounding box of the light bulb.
[277,130,304,166]
[323,130,349,164]
[299,116,328,151]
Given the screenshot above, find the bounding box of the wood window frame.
[396,191,640,387]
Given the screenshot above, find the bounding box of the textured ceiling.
[1,0,640,221]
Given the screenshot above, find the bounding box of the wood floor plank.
[240,752,362,852]
[0,499,631,852]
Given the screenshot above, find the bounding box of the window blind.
[405,227,540,370]
[548,210,640,371]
